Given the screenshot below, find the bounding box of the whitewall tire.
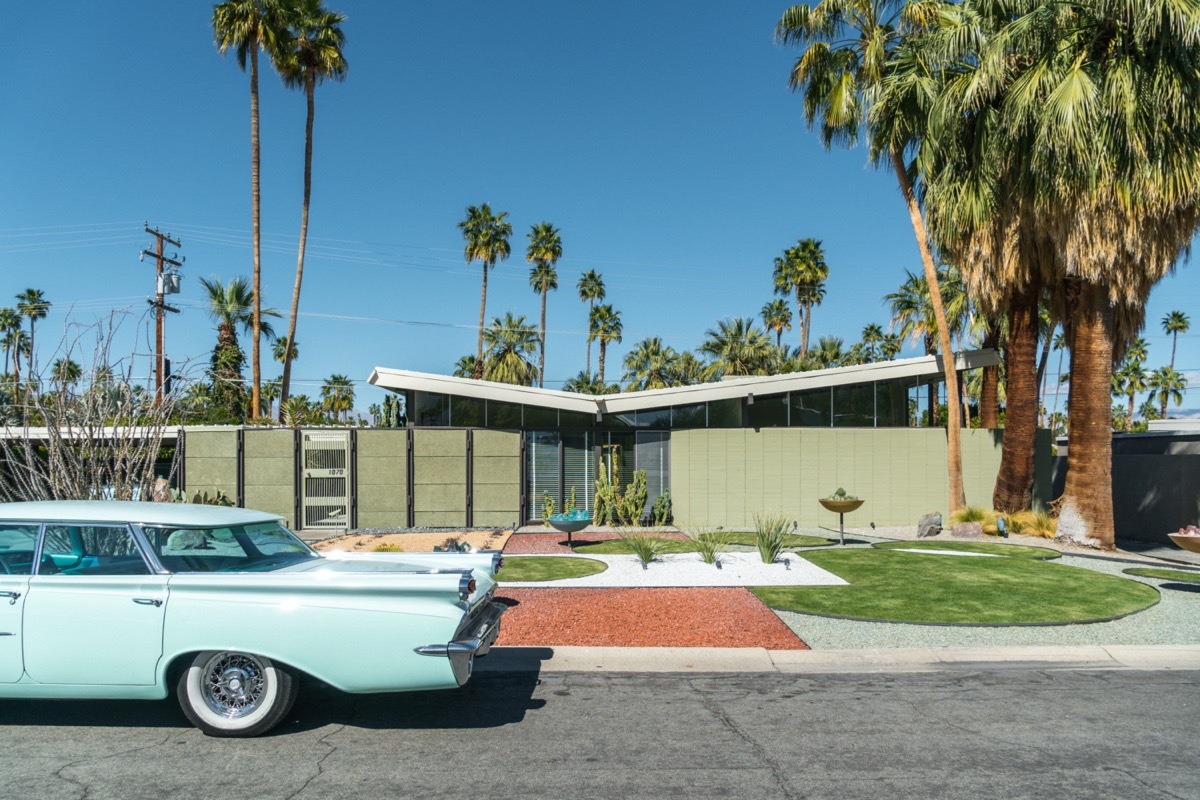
[177,651,298,737]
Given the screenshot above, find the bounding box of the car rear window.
[143,522,317,573]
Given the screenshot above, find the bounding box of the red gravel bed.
[494,587,808,649]
[504,530,688,555]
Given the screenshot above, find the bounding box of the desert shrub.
[1009,509,1057,539]
[686,526,731,565]
[651,489,672,526]
[754,512,790,564]
[372,543,403,552]
[618,529,668,568]
[950,506,996,525]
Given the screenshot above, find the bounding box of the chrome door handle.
[1,591,19,605]
[133,597,163,607]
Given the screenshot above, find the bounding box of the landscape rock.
[951,521,984,539]
[917,512,942,538]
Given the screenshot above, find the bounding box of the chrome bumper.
[414,600,506,686]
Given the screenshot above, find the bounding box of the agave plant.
[753,512,790,564]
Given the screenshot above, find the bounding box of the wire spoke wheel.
[178,650,298,737]
[201,653,268,718]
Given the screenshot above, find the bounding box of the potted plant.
[819,488,864,546]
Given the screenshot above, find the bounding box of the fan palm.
[577,270,605,378]
[482,312,540,386]
[761,299,793,348]
[778,0,964,510]
[772,238,828,356]
[1111,360,1148,434]
[213,0,291,419]
[50,358,82,394]
[699,317,773,378]
[321,373,354,422]
[2,329,29,391]
[527,222,562,388]
[453,354,480,379]
[272,336,298,363]
[0,308,20,379]
[622,337,681,391]
[457,203,512,379]
[861,323,884,361]
[15,288,49,390]
[275,0,347,415]
[1162,311,1189,371]
[589,304,623,385]
[201,276,280,422]
[1147,367,1187,421]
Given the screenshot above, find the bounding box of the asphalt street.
[0,668,1196,800]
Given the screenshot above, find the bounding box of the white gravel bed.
[778,555,1200,649]
[502,552,848,588]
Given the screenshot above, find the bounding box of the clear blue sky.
[2,1,1197,414]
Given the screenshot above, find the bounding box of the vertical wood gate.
[301,430,351,530]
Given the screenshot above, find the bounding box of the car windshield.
[142,522,319,573]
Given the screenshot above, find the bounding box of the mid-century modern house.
[179,348,1056,533]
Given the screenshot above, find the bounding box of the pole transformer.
[142,224,182,406]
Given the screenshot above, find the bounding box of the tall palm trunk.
[979,324,1001,428]
[994,277,1040,512]
[796,288,808,356]
[598,340,607,385]
[1051,344,1065,424]
[538,288,547,389]
[585,299,594,378]
[1126,390,1136,433]
[280,73,315,418]
[249,43,263,419]
[26,320,35,395]
[1170,332,1178,370]
[1057,281,1114,549]
[891,147,964,512]
[475,262,489,379]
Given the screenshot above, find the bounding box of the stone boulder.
[951,521,984,539]
[917,512,942,538]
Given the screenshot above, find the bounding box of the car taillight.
[467,578,476,595]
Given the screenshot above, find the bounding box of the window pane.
[746,393,789,428]
[636,407,672,429]
[450,396,485,427]
[706,398,741,428]
[40,525,149,576]
[558,410,595,429]
[562,432,594,514]
[526,431,560,520]
[790,389,831,426]
[0,524,39,575]
[635,431,670,518]
[834,384,875,427]
[670,403,706,429]
[413,392,449,427]
[875,381,909,427]
[599,411,636,429]
[522,405,558,428]
[488,400,523,428]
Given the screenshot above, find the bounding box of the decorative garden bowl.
[547,516,591,534]
[1168,533,1200,554]
[818,499,864,514]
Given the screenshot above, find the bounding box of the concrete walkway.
[476,644,1200,674]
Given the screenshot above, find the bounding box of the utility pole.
[142,224,183,406]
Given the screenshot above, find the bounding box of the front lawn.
[751,549,1158,625]
[872,540,1060,560]
[499,555,608,582]
[572,532,831,555]
[1124,567,1200,584]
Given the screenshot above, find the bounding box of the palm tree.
[0,308,20,380]
[676,351,708,385]
[2,329,29,391]
[589,304,623,385]
[808,335,848,369]
[880,332,902,361]
[275,0,347,414]
[321,373,354,422]
[577,270,605,377]
[861,323,884,361]
[214,0,290,419]
[778,1,965,511]
[563,370,615,395]
[622,337,681,391]
[772,239,828,356]
[1112,360,1148,434]
[453,354,480,379]
[50,358,82,394]
[699,317,773,378]
[261,376,281,418]
[481,312,540,386]
[15,289,49,391]
[201,276,280,421]
[1147,367,1187,420]
[457,203,513,379]
[1162,311,1190,371]
[272,336,298,364]
[526,222,562,389]
[761,299,793,348]
[281,395,313,427]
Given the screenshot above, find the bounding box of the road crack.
[691,679,800,800]
[52,734,173,800]
[282,722,346,800]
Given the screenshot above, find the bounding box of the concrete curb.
[475,644,1200,674]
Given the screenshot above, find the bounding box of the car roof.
[0,500,283,527]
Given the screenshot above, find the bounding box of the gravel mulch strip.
[504,530,688,555]
[494,587,808,649]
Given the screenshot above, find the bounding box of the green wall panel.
[182,430,238,500]
[242,429,296,527]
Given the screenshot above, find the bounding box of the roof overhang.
[369,350,1000,416]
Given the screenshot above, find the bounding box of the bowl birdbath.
[1168,532,1200,554]
[819,498,865,546]
[546,515,591,546]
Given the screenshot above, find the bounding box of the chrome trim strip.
[414,601,506,686]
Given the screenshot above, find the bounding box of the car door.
[0,523,39,683]
[22,523,168,686]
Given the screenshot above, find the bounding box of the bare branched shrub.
[0,312,195,502]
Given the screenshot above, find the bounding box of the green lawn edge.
[573,532,830,555]
[872,540,1060,560]
[752,549,1158,625]
[498,555,608,582]
[1123,566,1200,584]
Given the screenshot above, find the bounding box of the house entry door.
[301,431,350,530]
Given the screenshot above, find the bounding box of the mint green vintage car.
[0,501,505,737]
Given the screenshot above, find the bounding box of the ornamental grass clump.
[754,512,790,564]
[951,506,996,526]
[686,526,732,566]
[372,543,403,553]
[1008,509,1057,539]
[617,529,668,569]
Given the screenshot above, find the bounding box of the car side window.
[0,524,40,575]
[39,525,151,576]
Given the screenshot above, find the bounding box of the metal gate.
[301,431,350,530]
